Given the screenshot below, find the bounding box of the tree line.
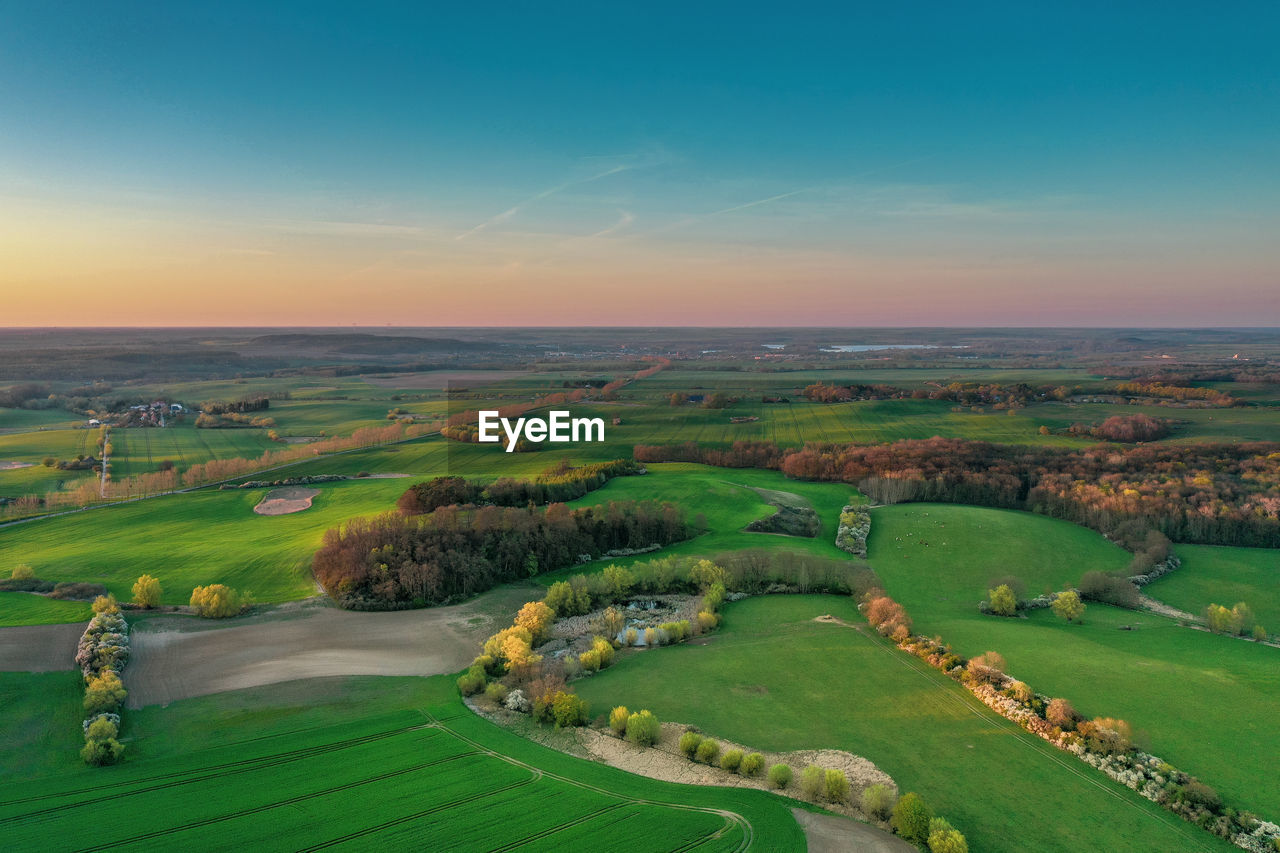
[313,499,692,609]
[396,459,641,515]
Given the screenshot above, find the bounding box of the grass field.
[575,595,1231,853]
[0,671,85,781]
[0,594,92,627]
[0,478,413,609]
[1146,545,1280,630]
[867,504,1280,819]
[0,675,806,851]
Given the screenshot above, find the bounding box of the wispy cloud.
[588,209,635,238]
[703,189,807,217]
[456,165,633,241]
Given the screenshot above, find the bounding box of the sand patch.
[253,487,321,515]
[0,461,34,471]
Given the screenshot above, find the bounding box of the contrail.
[456,165,631,241]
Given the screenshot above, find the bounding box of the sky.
[1,1,1277,327]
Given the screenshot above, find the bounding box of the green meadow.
[0,675,805,852]
[867,504,1280,819]
[1146,544,1280,630]
[575,595,1231,853]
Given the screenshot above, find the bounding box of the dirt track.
[126,584,538,708]
[0,623,83,671]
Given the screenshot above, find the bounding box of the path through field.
[126,584,539,708]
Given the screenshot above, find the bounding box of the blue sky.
[2,1,1277,325]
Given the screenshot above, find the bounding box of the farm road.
[125,583,538,708]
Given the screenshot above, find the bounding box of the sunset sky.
[2,2,1277,326]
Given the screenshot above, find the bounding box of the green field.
[0,674,806,851]
[867,504,1280,819]
[0,478,414,609]
[0,594,92,627]
[1146,545,1280,630]
[575,595,1230,853]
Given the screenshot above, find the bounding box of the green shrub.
[862,783,897,820]
[456,668,485,696]
[91,594,119,615]
[767,763,792,789]
[83,670,127,715]
[697,611,718,632]
[800,765,824,799]
[891,792,933,843]
[695,739,721,765]
[578,649,601,672]
[720,748,744,772]
[987,584,1017,616]
[609,705,630,737]
[644,627,660,647]
[825,768,850,803]
[483,681,508,703]
[928,818,969,853]
[80,736,124,766]
[740,752,765,777]
[624,627,638,646]
[189,584,245,618]
[625,710,661,747]
[551,691,588,728]
[11,564,34,580]
[84,716,118,741]
[679,731,704,759]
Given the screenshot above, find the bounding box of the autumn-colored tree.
[11,564,34,580]
[1046,697,1079,731]
[189,584,244,618]
[1078,717,1133,756]
[966,651,1007,684]
[84,670,127,714]
[91,594,119,615]
[132,574,163,609]
[514,600,555,644]
[1051,590,1085,623]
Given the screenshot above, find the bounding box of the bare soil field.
[252,486,321,515]
[0,623,82,671]
[125,583,538,708]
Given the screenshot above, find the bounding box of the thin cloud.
[456,165,632,241]
[589,209,635,238]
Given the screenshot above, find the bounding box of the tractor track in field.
[67,751,483,852]
[422,711,754,853]
[0,724,443,814]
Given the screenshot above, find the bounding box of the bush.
[83,670,127,715]
[1078,717,1133,756]
[1051,589,1085,622]
[929,818,969,853]
[50,582,108,601]
[131,574,162,609]
[80,736,124,766]
[624,627,638,646]
[644,627,659,647]
[551,691,588,728]
[609,705,630,737]
[987,584,1017,616]
[189,584,245,618]
[503,688,531,713]
[767,764,792,789]
[741,752,765,777]
[891,792,933,843]
[456,668,485,696]
[483,681,508,703]
[695,739,721,765]
[696,611,719,632]
[800,765,824,799]
[11,564,34,580]
[84,716,118,741]
[590,636,615,669]
[679,731,704,759]
[1079,571,1139,608]
[824,768,850,803]
[720,748,744,773]
[91,594,119,615]
[1046,697,1079,731]
[625,710,661,747]
[861,783,897,820]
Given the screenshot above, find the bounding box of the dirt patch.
[125,583,538,708]
[0,623,83,672]
[0,461,34,471]
[253,487,321,516]
[360,473,412,479]
[792,809,917,853]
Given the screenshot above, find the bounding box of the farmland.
[0,675,805,851]
[867,504,1280,819]
[1145,545,1280,630]
[574,595,1231,853]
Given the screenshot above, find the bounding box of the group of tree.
[396,459,641,515]
[314,499,692,609]
[78,596,130,766]
[1113,381,1239,407]
[803,380,1068,409]
[1205,601,1267,640]
[1067,413,1170,442]
[200,395,270,415]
